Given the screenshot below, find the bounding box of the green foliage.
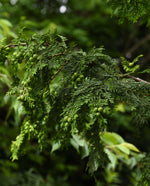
[121,55,142,73]
[0,32,149,179]
[137,154,150,185]
[0,18,16,41]
[101,132,140,169]
[1,0,150,185]
[108,0,149,23]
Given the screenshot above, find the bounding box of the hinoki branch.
[48,59,70,84]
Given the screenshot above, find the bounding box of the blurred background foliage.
[0,0,150,185]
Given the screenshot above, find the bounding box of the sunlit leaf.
[121,143,140,152]
[51,141,61,153]
[100,132,124,145]
[116,144,130,155]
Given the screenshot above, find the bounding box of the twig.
[48,60,70,84]
[48,53,64,59]
[5,43,27,48]
[53,53,64,57]
[124,74,150,85]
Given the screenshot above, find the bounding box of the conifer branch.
[48,59,70,83]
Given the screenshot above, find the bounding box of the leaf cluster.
[108,0,150,23]
[1,32,150,176]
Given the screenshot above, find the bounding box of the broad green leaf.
[0,66,11,77]
[71,135,89,156]
[116,144,130,155]
[0,19,12,27]
[70,138,79,152]
[112,147,129,160]
[51,141,61,153]
[105,148,117,169]
[121,143,140,152]
[89,158,99,173]
[81,143,89,159]
[0,19,17,39]
[0,73,11,87]
[100,132,124,145]
[72,134,85,146]
[127,157,137,168]
[7,31,17,38]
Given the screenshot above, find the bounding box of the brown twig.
[5,43,27,48]
[48,60,70,84]
[124,74,150,85]
[48,53,64,59]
